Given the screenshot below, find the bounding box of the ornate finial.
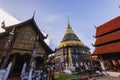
[94,25,97,29]
[67,16,70,24]
[118,5,120,8]
[45,34,48,39]
[65,16,74,34]
[1,21,6,29]
[32,11,36,19]
[93,35,96,38]
[9,27,15,35]
[91,43,94,46]
[67,16,71,28]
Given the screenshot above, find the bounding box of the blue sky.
[0,0,120,52]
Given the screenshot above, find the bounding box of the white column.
[100,61,105,70]
[3,62,12,80]
[99,56,105,70]
[21,63,26,78]
[28,69,33,80]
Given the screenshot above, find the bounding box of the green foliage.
[59,72,87,80]
[59,71,96,80]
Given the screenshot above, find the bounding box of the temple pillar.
[68,48,73,67]
[99,56,105,70]
[100,60,105,70]
[0,28,15,69]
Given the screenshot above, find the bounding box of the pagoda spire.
[57,18,85,48]
[66,17,74,34]
[67,16,71,28]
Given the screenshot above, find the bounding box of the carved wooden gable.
[0,18,53,56]
[12,24,46,55]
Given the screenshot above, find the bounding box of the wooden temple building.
[0,17,53,79]
[55,20,91,72]
[93,16,120,71]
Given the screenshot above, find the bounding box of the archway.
[10,53,30,77]
[35,56,44,69]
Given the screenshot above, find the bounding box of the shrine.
[54,20,91,73]
[93,16,120,71]
[0,17,53,79]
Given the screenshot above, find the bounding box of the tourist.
[43,71,47,80]
[87,65,92,79]
[54,69,59,80]
[47,68,53,80]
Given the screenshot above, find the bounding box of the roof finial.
[67,16,71,28]
[32,11,36,19]
[94,25,97,29]
[67,16,70,24]
[1,21,6,29]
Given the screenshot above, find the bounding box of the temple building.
[93,16,120,71]
[0,17,53,79]
[55,20,90,72]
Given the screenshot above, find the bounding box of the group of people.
[36,66,59,80]
[21,64,60,80]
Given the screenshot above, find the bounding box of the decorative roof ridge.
[5,17,34,30]
[0,17,46,39]
[96,15,120,29]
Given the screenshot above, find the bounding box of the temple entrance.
[13,55,24,73]
[35,56,44,68]
[10,53,30,77]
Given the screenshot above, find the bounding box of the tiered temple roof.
[57,21,85,48]
[0,17,53,54]
[93,16,120,55]
[95,16,120,37]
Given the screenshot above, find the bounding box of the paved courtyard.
[93,76,120,80]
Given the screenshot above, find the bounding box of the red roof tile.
[94,30,120,46]
[93,42,120,55]
[96,16,120,37]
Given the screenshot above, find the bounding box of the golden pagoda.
[55,19,91,71]
[58,21,84,48]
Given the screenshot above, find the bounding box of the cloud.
[0,9,19,32]
[42,14,61,23]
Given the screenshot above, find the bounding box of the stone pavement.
[67,75,120,80]
[92,75,120,80]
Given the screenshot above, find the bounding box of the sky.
[0,0,120,53]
